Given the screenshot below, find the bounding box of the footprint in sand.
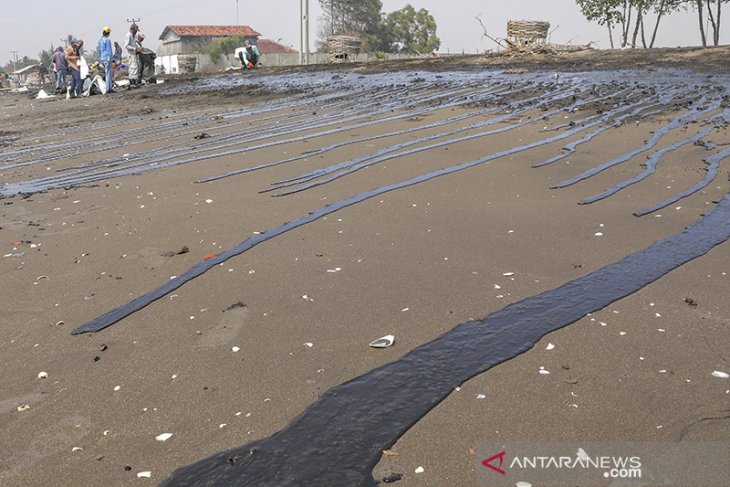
[196,302,248,349]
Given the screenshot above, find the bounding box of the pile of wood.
[327,35,362,63]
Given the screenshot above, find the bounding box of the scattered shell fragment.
[414,466,425,474]
[37,371,48,379]
[17,404,30,412]
[231,346,241,353]
[304,343,313,348]
[538,367,550,375]
[137,471,152,478]
[476,394,486,400]
[369,335,395,348]
[114,385,121,391]
[382,450,399,457]
[155,433,173,442]
[72,447,83,452]
[711,371,729,379]
[546,343,555,351]
[503,272,514,276]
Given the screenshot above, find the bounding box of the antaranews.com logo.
[476,442,728,487]
[482,449,642,480]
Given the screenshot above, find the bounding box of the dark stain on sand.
[160,193,730,486]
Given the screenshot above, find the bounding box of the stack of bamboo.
[327,35,362,63]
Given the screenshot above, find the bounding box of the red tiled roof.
[257,39,298,54]
[161,25,261,40]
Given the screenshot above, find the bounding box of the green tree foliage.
[38,47,54,68]
[576,0,683,48]
[317,0,440,54]
[318,0,383,50]
[381,4,440,54]
[207,35,247,62]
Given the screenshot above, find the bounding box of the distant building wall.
[155,52,434,74]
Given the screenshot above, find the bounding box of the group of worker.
[48,23,260,98]
[50,23,151,98]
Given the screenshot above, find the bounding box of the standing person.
[123,23,141,88]
[113,41,122,64]
[65,38,82,98]
[98,26,114,93]
[38,64,48,85]
[52,46,67,94]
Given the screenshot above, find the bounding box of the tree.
[381,4,440,54]
[207,35,246,62]
[576,0,623,48]
[702,0,728,45]
[576,0,681,48]
[318,0,383,50]
[38,46,54,69]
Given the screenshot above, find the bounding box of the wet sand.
[1,50,729,486]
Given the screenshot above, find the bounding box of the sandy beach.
[1,48,729,486]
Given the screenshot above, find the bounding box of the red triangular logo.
[482,450,507,475]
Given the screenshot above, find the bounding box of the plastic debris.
[369,335,395,348]
[712,371,729,379]
[155,433,173,442]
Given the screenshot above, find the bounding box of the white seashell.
[304,343,313,348]
[712,371,729,379]
[546,343,555,351]
[155,433,173,442]
[37,371,49,379]
[72,447,83,452]
[369,335,395,348]
[205,199,213,204]
[17,404,30,412]
[516,482,533,487]
[476,394,486,399]
[415,466,425,474]
[114,385,121,391]
[503,272,514,276]
[137,471,152,478]
[231,346,241,352]
[595,232,604,237]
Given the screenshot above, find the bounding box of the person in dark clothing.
[52,46,68,93]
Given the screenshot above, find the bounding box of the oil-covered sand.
[1,48,729,486]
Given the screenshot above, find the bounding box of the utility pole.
[299,0,309,65]
[10,50,18,73]
[236,0,239,25]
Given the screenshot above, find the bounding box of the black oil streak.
[161,194,730,486]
